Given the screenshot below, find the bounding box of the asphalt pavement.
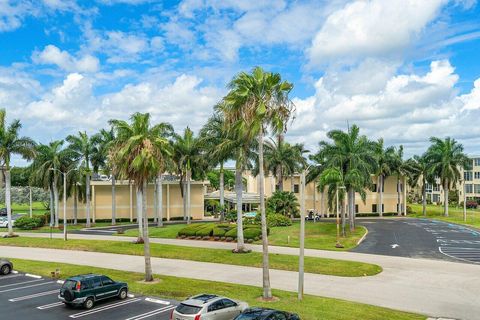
[353,218,480,264]
[0,272,177,320]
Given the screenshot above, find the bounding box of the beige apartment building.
[60,177,208,221]
[244,171,408,215]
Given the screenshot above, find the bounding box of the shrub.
[466,201,478,209]
[225,211,237,222]
[14,216,44,230]
[406,206,413,214]
[243,228,262,239]
[267,213,292,227]
[196,224,215,237]
[178,224,206,237]
[267,191,299,217]
[225,228,237,238]
[212,227,228,237]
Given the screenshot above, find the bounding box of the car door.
[206,300,225,320]
[217,298,241,319]
[91,276,104,300]
[100,276,118,298]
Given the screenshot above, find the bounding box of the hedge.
[196,224,215,237]
[243,228,262,239]
[14,216,45,230]
[178,224,206,236]
[178,223,266,240]
[267,213,292,227]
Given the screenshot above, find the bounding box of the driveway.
[353,218,480,264]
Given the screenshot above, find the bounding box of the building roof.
[205,190,261,204]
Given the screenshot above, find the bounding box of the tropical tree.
[221,67,295,300]
[66,131,95,227]
[199,113,235,221]
[307,150,328,216]
[319,125,377,231]
[392,145,408,216]
[267,191,299,217]
[405,154,432,216]
[319,167,347,236]
[109,112,171,281]
[0,109,36,236]
[425,137,470,217]
[374,139,395,217]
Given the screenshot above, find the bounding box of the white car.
[0,216,16,228]
[171,294,248,320]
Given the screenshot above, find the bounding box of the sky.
[1,0,480,166]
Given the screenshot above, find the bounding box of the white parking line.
[9,289,58,302]
[144,297,170,305]
[25,274,42,279]
[0,274,22,281]
[69,298,142,318]
[0,281,54,293]
[0,278,44,289]
[125,306,176,320]
[37,301,64,310]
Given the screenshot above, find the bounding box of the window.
[81,281,91,290]
[474,184,480,194]
[92,277,102,289]
[208,300,225,312]
[62,280,78,290]
[372,184,377,192]
[474,158,480,166]
[293,184,299,193]
[433,194,440,203]
[475,172,480,180]
[267,313,288,320]
[372,204,377,213]
[176,304,201,315]
[355,204,358,213]
[101,276,114,286]
[464,171,473,181]
[466,184,473,194]
[433,184,440,192]
[425,184,432,193]
[220,299,237,308]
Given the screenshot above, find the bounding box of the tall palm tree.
[66,131,95,227]
[405,154,432,216]
[374,139,395,217]
[425,137,470,217]
[199,113,235,222]
[0,109,36,236]
[222,67,295,300]
[392,145,407,216]
[92,129,116,225]
[307,151,328,216]
[263,138,297,192]
[172,128,203,224]
[319,167,348,236]
[319,125,377,231]
[109,112,171,281]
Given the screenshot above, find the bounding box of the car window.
[234,314,258,320]
[101,276,115,286]
[80,280,91,290]
[92,277,102,289]
[175,303,202,315]
[62,280,77,290]
[221,299,237,308]
[267,313,288,320]
[208,300,225,312]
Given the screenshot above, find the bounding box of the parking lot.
[0,272,178,320]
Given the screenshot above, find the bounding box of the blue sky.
[1,0,480,166]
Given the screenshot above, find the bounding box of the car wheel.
[83,297,94,310]
[118,288,128,300]
[0,264,11,275]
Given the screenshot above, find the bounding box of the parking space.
[353,218,480,264]
[0,273,177,320]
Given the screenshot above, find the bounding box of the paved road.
[353,218,480,264]
[0,272,177,320]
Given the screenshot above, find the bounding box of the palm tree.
[374,139,395,217]
[92,129,116,225]
[222,67,295,300]
[263,138,298,192]
[405,154,432,216]
[172,128,203,224]
[66,131,95,227]
[425,137,470,217]
[0,109,36,236]
[392,145,407,216]
[199,113,235,222]
[319,167,347,236]
[307,151,328,217]
[109,112,171,281]
[319,125,377,231]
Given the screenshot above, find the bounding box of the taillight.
[194,315,201,320]
[75,282,81,291]
[170,309,174,320]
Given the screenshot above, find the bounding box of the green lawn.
[8,259,424,320]
[1,201,47,211]
[11,222,132,234]
[122,221,366,251]
[0,237,381,277]
[265,222,366,251]
[409,203,480,228]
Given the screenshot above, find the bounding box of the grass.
[1,201,48,212]
[264,222,366,251]
[122,221,366,251]
[0,237,381,277]
[409,203,480,228]
[8,259,424,320]
[10,222,132,234]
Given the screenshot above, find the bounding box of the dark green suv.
[58,274,128,309]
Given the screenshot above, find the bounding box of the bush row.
[177,223,268,241]
[14,216,45,230]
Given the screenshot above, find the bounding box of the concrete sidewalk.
[1,237,480,319]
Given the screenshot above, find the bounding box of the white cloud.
[308,0,447,66]
[32,45,100,73]
[0,1,37,32]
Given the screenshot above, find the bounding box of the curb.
[357,227,369,245]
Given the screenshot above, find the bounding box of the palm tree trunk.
[141,181,153,281]
[85,173,91,228]
[422,180,426,217]
[182,178,187,221]
[187,169,191,224]
[53,173,59,228]
[5,170,13,236]
[444,181,449,217]
[258,130,272,300]
[341,199,346,237]
[73,185,78,225]
[235,160,245,252]
[219,163,225,222]
[348,188,355,231]
[397,176,401,216]
[112,175,116,225]
[157,174,163,227]
[277,165,283,192]
[321,189,326,217]
[49,184,54,226]
[136,185,143,242]
[379,175,384,217]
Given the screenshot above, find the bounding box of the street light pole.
[463,179,467,222]
[298,169,306,300]
[50,168,76,241]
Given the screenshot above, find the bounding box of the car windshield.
[234,313,261,320]
[62,280,78,290]
[175,303,202,315]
